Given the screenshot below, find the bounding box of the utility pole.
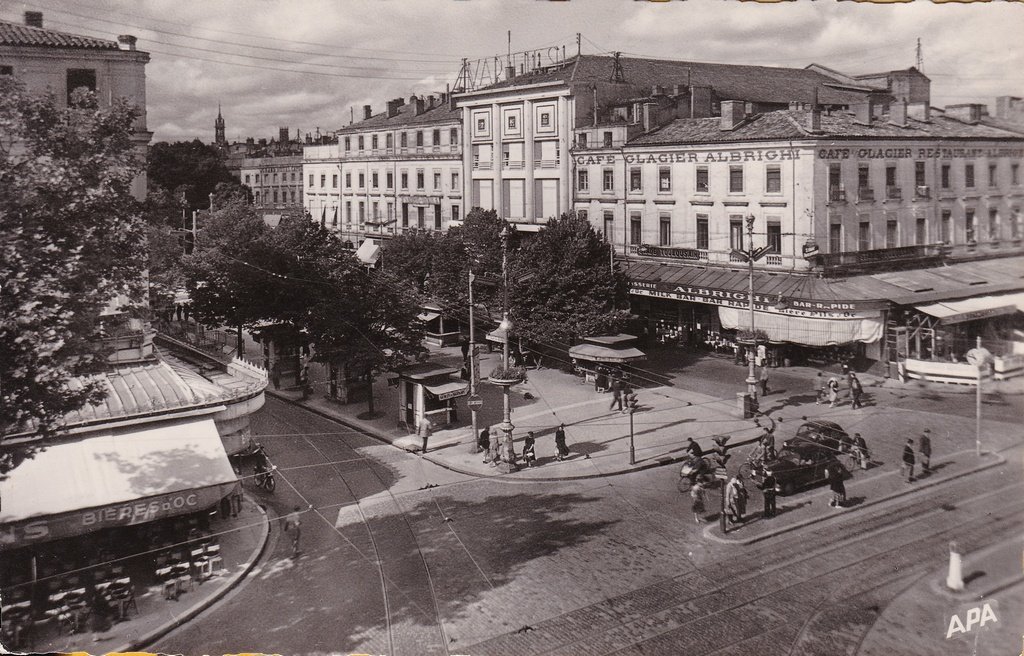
[497,225,516,472]
[731,215,772,417]
[966,338,991,457]
[467,271,481,454]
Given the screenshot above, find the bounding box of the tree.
[147,139,244,213]
[511,212,632,346]
[0,79,146,434]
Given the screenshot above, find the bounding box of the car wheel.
[781,481,796,496]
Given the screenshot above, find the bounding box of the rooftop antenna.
[507,30,511,67]
[915,37,924,72]
[610,51,625,83]
[576,32,581,57]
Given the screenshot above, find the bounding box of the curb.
[116,494,272,653]
[268,389,767,482]
[701,450,1006,545]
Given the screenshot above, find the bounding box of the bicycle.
[738,443,770,481]
[677,455,712,493]
[254,460,277,493]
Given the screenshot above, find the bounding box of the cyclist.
[685,437,703,460]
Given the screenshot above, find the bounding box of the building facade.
[304,95,463,248]
[238,154,304,224]
[0,11,151,200]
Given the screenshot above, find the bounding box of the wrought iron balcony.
[828,186,846,202]
[857,187,874,202]
[814,243,947,275]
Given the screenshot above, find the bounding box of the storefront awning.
[423,381,470,401]
[718,307,883,346]
[0,417,237,550]
[355,239,380,265]
[418,311,441,323]
[913,294,1023,324]
[569,343,647,363]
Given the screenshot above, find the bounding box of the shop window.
[659,167,671,192]
[915,217,926,245]
[629,167,642,192]
[965,163,975,188]
[941,164,951,189]
[941,209,952,243]
[966,208,976,242]
[729,216,744,249]
[578,169,589,192]
[858,221,871,251]
[603,168,614,192]
[659,213,671,246]
[729,166,744,193]
[603,210,615,243]
[629,212,642,245]
[696,214,709,249]
[696,166,709,193]
[766,222,781,253]
[829,224,843,252]
[766,166,782,194]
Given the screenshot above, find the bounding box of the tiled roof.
[0,19,120,50]
[337,100,460,133]
[630,108,1024,146]
[477,55,869,106]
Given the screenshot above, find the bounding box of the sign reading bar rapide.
[629,280,880,318]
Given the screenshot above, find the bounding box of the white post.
[975,336,982,457]
[946,541,964,591]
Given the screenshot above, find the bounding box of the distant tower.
[215,103,226,146]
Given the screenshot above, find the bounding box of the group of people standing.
[901,429,932,483]
[814,365,865,409]
[476,423,570,467]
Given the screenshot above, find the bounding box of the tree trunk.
[236,324,244,357]
[365,367,375,416]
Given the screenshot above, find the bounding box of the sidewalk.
[273,344,769,481]
[701,450,1005,544]
[858,536,1024,656]
[24,495,269,654]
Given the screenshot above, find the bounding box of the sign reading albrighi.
[630,281,880,318]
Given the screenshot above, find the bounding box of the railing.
[534,159,560,168]
[915,185,930,199]
[828,187,846,202]
[814,243,946,273]
[729,251,747,263]
[473,161,492,170]
[504,159,525,170]
[765,254,783,267]
[858,187,874,202]
[886,185,902,200]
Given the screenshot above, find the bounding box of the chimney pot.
[363,104,372,120]
[505,65,516,80]
[889,99,908,127]
[944,103,984,124]
[719,100,746,131]
[427,94,436,109]
[24,11,43,28]
[117,34,137,51]
[853,100,874,126]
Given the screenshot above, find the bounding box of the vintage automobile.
[749,443,847,496]
[787,419,852,455]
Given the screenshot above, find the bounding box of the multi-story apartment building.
[0,11,151,200]
[239,154,304,224]
[575,98,1024,375]
[304,95,462,251]
[453,53,876,231]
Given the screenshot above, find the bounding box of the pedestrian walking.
[760,468,777,518]
[725,476,748,524]
[919,429,932,473]
[554,423,570,460]
[827,466,846,508]
[690,480,707,524]
[418,416,433,454]
[284,505,303,558]
[686,437,703,460]
[182,304,191,323]
[609,378,623,411]
[270,361,282,391]
[852,433,870,470]
[477,427,490,455]
[175,304,183,322]
[595,366,609,393]
[850,373,863,409]
[826,376,840,407]
[901,438,916,482]
[759,366,770,397]
[299,363,311,400]
[522,432,537,467]
[759,428,776,461]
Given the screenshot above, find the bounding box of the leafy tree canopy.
[147,139,244,213]
[0,78,146,434]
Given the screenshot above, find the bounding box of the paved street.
[153,392,1024,656]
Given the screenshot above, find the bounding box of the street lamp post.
[745,215,758,402]
[467,270,479,455]
[497,226,516,471]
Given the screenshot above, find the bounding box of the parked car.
[749,443,847,496]
[787,420,851,455]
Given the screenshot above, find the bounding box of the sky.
[3,0,1021,144]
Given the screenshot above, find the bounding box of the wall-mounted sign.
[629,280,880,317]
[573,148,802,167]
[817,146,1024,161]
[636,244,704,260]
[802,242,820,258]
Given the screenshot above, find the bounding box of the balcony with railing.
[503,159,525,170]
[473,159,492,171]
[885,185,902,200]
[828,186,846,203]
[857,187,874,202]
[623,245,802,269]
[534,158,560,169]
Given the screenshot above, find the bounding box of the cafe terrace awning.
[912,292,1024,325]
[0,417,237,550]
[718,307,883,346]
[423,381,470,401]
[569,343,647,363]
[355,238,381,265]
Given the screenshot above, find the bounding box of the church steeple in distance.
[215,103,226,146]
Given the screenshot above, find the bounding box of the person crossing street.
[919,429,932,473]
[760,468,777,518]
[284,506,304,558]
[902,438,916,483]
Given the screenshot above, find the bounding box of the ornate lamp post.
[731,214,771,413]
[487,224,519,473]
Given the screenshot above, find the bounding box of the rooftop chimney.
[505,65,516,80]
[413,96,425,116]
[363,104,372,120]
[807,88,822,133]
[889,99,908,127]
[944,103,984,124]
[853,100,874,126]
[427,94,436,109]
[652,85,664,97]
[386,98,403,118]
[117,35,137,51]
[24,11,43,28]
[409,94,418,106]
[279,127,289,143]
[719,100,746,131]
